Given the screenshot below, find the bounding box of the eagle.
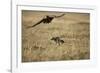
[27,13,65,28]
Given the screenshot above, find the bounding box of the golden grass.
[22,11,90,62]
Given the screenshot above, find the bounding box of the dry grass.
[22,10,90,62]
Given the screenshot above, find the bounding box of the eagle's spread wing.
[27,18,44,28]
[53,14,65,18]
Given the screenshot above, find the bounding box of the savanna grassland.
[22,10,90,62]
